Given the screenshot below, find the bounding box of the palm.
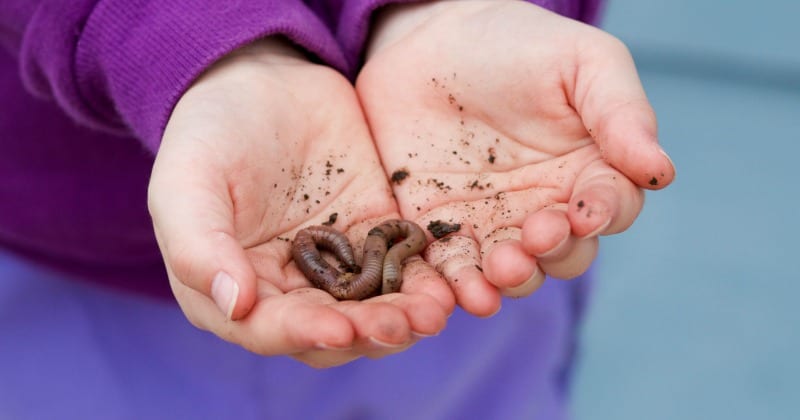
[356,1,669,313]
[358,36,599,237]
[165,52,396,291]
[150,41,451,366]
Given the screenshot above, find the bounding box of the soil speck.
[427,220,462,239]
[322,212,338,226]
[391,168,409,185]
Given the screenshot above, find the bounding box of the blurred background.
[573,1,800,419]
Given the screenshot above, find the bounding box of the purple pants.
[0,249,590,419]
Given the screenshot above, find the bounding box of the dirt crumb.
[321,212,338,226]
[427,220,462,239]
[427,178,451,192]
[391,168,410,184]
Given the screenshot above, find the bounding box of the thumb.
[148,149,256,321]
[572,34,676,190]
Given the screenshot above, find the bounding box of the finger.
[520,205,572,256]
[148,157,256,321]
[538,236,598,280]
[331,300,412,359]
[480,227,545,298]
[172,280,357,355]
[567,160,644,238]
[290,292,448,365]
[397,256,457,315]
[246,288,358,353]
[424,235,502,317]
[521,208,598,280]
[291,349,361,369]
[572,33,676,190]
[375,292,449,337]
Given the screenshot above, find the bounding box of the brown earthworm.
[291,220,427,300]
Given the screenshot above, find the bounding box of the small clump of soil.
[321,212,338,226]
[427,220,461,239]
[391,169,410,185]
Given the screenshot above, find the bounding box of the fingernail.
[368,336,406,349]
[501,267,544,298]
[482,303,502,319]
[582,217,611,239]
[659,148,677,179]
[659,148,675,169]
[537,234,571,259]
[211,271,239,320]
[314,342,352,351]
[411,331,439,340]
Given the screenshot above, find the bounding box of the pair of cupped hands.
[148,1,675,368]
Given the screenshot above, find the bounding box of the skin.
[358,0,676,315]
[291,220,427,300]
[148,0,675,368]
[150,39,453,368]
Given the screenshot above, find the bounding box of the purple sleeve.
[3,0,348,152]
[308,0,606,74]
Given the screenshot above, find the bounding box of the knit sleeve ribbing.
[10,0,347,152]
[304,0,605,77]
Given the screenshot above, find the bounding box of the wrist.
[366,1,447,59]
[191,37,315,89]
[366,0,511,60]
[220,37,309,65]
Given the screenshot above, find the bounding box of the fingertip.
[538,236,598,280]
[400,257,457,315]
[285,295,356,350]
[335,301,411,348]
[197,236,258,321]
[382,293,449,337]
[451,265,502,317]
[164,233,255,320]
[210,271,240,320]
[602,128,675,191]
[424,235,500,317]
[641,146,676,190]
[568,189,615,238]
[521,208,571,255]
[500,265,545,298]
[218,274,258,322]
[483,240,538,290]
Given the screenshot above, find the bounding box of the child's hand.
[357,0,675,316]
[148,39,453,367]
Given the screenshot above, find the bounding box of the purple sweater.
[0,0,603,298]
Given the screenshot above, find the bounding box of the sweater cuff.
[334,0,605,77]
[335,0,423,76]
[20,0,347,153]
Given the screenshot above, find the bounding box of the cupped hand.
[356,0,676,316]
[148,39,453,367]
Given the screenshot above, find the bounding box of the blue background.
[573,1,800,419]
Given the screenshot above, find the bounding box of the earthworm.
[291,220,427,300]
